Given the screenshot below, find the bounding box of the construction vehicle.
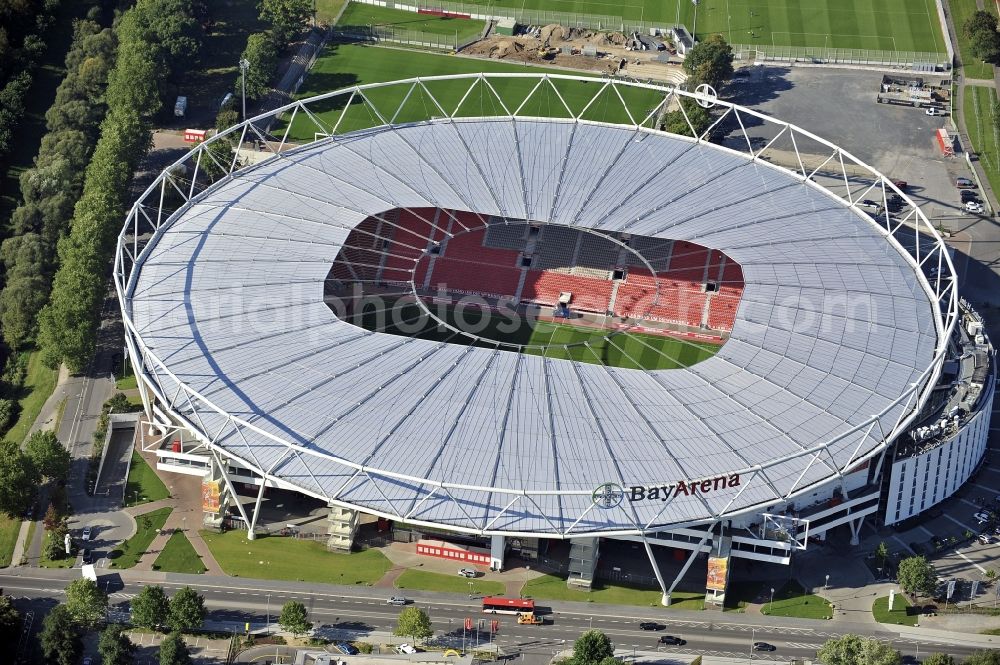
[517,612,544,625]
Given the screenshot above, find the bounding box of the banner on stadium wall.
[202,479,221,512]
[706,555,729,592]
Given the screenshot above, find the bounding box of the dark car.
[658,635,685,645]
[753,642,776,652]
[639,622,664,631]
[336,642,359,655]
[81,549,91,565]
[891,179,908,190]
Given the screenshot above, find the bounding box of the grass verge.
[317,0,348,24]
[40,530,75,568]
[153,531,207,574]
[201,531,391,584]
[872,594,919,626]
[4,350,58,444]
[395,569,505,596]
[338,2,485,40]
[521,574,703,609]
[964,85,1000,200]
[0,514,21,567]
[109,507,172,569]
[760,581,832,620]
[124,451,170,507]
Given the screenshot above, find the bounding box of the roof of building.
[125,116,944,536]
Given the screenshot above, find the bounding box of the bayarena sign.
[595,474,743,509]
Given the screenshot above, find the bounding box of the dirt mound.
[539,23,566,43]
[490,40,524,59]
[606,31,626,46]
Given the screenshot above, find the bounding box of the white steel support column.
[664,524,717,605]
[848,515,866,546]
[641,537,671,606]
[247,477,268,540]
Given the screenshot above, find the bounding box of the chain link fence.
[333,25,462,50]
[732,43,950,71]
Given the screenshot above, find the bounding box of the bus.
[482,596,535,614]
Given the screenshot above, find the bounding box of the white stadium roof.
[118,75,956,537]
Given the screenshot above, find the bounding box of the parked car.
[639,622,665,630]
[979,534,992,545]
[81,549,91,564]
[396,644,418,654]
[961,190,979,202]
[891,179,908,191]
[658,635,685,645]
[966,201,985,213]
[336,643,360,655]
[956,177,976,188]
[858,199,880,209]
[82,526,91,541]
[387,596,408,606]
[753,642,777,652]
[925,106,944,116]
[458,568,477,578]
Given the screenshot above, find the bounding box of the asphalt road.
[1,570,990,663]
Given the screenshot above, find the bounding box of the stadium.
[115,74,993,605]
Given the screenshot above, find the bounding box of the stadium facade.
[116,75,993,605]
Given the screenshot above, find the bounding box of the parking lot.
[724,65,981,239]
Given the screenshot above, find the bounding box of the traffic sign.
[465,617,473,631]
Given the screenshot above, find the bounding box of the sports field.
[438,0,945,53]
[338,2,486,40]
[273,43,665,141]
[350,297,720,370]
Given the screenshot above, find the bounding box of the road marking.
[954,547,988,574]
[943,512,981,534]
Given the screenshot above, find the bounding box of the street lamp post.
[265,593,271,635]
[825,574,830,590]
[239,58,250,120]
[768,587,774,614]
[468,580,473,599]
[748,626,755,662]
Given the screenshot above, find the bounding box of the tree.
[259,0,312,47]
[0,398,16,434]
[393,606,432,644]
[98,625,136,665]
[682,33,734,89]
[40,605,82,665]
[662,97,712,137]
[571,630,614,665]
[0,595,21,644]
[896,555,938,597]
[64,578,108,628]
[25,430,70,480]
[167,586,206,632]
[985,568,998,584]
[44,519,69,561]
[278,600,312,637]
[0,439,39,516]
[874,541,889,572]
[238,32,278,101]
[966,652,1000,665]
[817,634,901,665]
[131,584,170,630]
[923,655,956,665]
[965,10,1000,64]
[159,632,192,665]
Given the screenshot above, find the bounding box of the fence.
[332,25,460,50]
[732,43,950,71]
[355,0,676,35]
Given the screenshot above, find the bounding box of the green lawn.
[951,0,997,79]
[338,2,485,40]
[39,530,76,568]
[274,43,665,141]
[396,569,505,595]
[3,350,58,445]
[202,531,392,584]
[521,573,703,609]
[760,581,833,620]
[413,0,945,52]
[964,86,1000,200]
[153,531,207,574]
[318,0,349,24]
[872,594,919,626]
[0,514,21,567]
[109,507,172,569]
[124,451,170,507]
[355,299,719,370]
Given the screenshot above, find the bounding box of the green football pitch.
[350,298,720,370]
[442,0,946,53]
[274,43,665,141]
[338,2,486,40]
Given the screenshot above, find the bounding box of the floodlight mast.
[238,57,250,120]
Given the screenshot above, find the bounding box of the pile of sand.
[490,40,524,59]
[539,24,566,43]
[605,31,627,46]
